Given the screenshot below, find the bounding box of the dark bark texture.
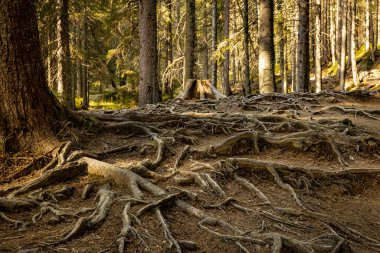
[139,0,161,106]
[297,0,310,92]
[223,0,232,96]
[184,0,196,84]
[243,0,251,95]
[0,0,65,154]
[211,0,217,87]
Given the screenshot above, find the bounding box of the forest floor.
[1,90,380,253]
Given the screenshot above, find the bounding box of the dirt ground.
[1,90,380,253]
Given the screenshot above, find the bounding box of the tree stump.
[177,79,227,100]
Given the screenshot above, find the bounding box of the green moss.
[326,62,338,76]
[355,45,369,60]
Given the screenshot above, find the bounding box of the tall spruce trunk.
[82,6,89,110]
[350,0,360,87]
[243,0,251,95]
[315,0,322,93]
[259,0,275,93]
[57,0,74,109]
[297,0,310,92]
[366,0,371,50]
[211,0,217,87]
[330,1,336,65]
[223,0,232,95]
[0,0,66,154]
[339,0,347,90]
[184,0,196,86]
[139,0,161,106]
[202,5,209,80]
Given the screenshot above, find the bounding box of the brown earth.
[1,90,380,253]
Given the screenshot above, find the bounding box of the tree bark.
[57,0,74,109]
[223,0,232,96]
[259,0,275,93]
[184,0,196,86]
[278,1,287,93]
[139,0,161,106]
[339,0,347,91]
[202,4,209,80]
[315,0,322,93]
[350,0,360,87]
[297,0,310,92]
[0,0,66,154]
[82,4,89,110]
[330,1,336,65]
[211,0,217,87]
[243,0,251,95]
[366,0,371,51]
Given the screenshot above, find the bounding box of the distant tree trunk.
[350,0,360,87]
[243,0,251,95]
[82,4,89,110]
[47,28,57,92]
[297,0,310,92]
[0,0,66,154]
[232,6,237,87]
[315,0,322,93]
[336,0,342,72]
[259,0,275,93]
[376,0,379,46]
[57,0,74,109]
[292,2,298,92]
[223,0,232,95]
[366,0,371,50]
[77,21,83,99]
[184,0,196,86]
[339,0,347,90]
[371,0,376,61]
[278,0,287,93]
[202,5,209,80]
[164,0,174,99]
[139,0,161,106]
[330,2,336,65]
[211,0,217,87]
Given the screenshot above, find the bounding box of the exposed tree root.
[0,212,27,229]
[4,92,380,252]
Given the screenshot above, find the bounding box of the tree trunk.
[0,0,66,154]
[336,0,342,74]
[57,0,74,109]
[211,0,217,87]
[278,1,287,93]
[139,0,161,106]
[350,0,360,87]
[330,1,336,65]
[223,0,232,96]
[259,0,275,93]
[82,6,89,110]
[315,0,322,93]
[366,0,371,51]
[339,0,347,91]
[376,0,379,46]
[202,4,209,80]
[297,0,310,92]
[184,0,196,86]
[243,0,251,95]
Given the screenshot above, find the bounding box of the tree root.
[8,162,87,198]
[155,208,182,253]
[0,212,27,229]
[52,185,115,244]
[234,175,270,204]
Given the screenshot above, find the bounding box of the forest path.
[1,91,380,253]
